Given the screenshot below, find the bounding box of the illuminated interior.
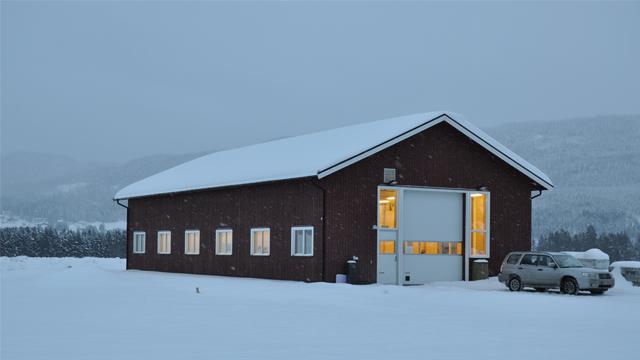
[251,229,270,255]
[379,240,395,254]
[470,193,488,256]
[216,230,232,255]
[471,193,486,231]
[157,231,171,254]
[471,232,486,256]
[379,189,397,228]
[441,242,458,255]
[403,241,462,255]
[185,230,200,255]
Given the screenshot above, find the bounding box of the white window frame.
[250,228,270,256]
[157,231,171,254]
[215,229,233,255]
[184,230,200,255]
[377,188,399,230]
[291,226,314,256]
[133,231,146,254]
[468,192,490,259]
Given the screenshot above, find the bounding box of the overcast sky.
[2,1,639,162]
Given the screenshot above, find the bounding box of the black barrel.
[471,259,489,281]
[347,259,358,284]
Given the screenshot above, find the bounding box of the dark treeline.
[1,225,639,261]
[0,226,126,258]
[536,225,640,262]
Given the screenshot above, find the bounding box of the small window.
[291,226,313,256]
[251,228,270,256]
[403,241,462,255]
[133,232,146,254]
[441,242,461,255]
[538,255,556,267]
[520,254,538,266]
[157,231,171,254]
[507,254,522,265]
[215,229,233,255]
[184,230,200,255]
[379,240,395,254]
[379,189,397,229]
[470,193,489,257]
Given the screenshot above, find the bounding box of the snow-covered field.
[1,257,638,360]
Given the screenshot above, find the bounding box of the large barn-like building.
[114,112,552,284]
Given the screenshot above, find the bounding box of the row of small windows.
[379,240,463,255]
[132,227,313,257]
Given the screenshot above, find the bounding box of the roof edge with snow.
[114,112,553,200]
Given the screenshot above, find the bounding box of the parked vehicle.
[610,261,640,286]
[563,249,610,270]
[498,252,615,294]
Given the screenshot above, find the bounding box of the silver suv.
[498,252,615,294]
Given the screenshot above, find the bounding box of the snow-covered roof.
[114,112,553,200]
[564,249,610,261]
[610,261,640,269]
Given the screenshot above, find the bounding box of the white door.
[377,188,399,284]
[377,230,398,284]
[401,190,463,284]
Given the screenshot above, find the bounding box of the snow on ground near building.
[1,257,638,360]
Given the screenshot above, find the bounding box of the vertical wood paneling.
[319,122,537,283]
[127,180,324,281]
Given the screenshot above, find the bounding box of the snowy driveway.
[1,257,638,360]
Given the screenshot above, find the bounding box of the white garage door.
[401,190,463,284]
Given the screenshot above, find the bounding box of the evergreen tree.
[0,227,126,258]
[536,225,640,262]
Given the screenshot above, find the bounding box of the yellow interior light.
[378,189,397,228]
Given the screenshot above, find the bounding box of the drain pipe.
[114,198,129,269]
[311,181,327,282]
[115,199,128,209]
[530,190,543,200]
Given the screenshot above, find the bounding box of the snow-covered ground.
[1,257,638,360]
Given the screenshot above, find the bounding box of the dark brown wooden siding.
[127,179,324,281]
[318,121,535,283]
[126,121,538,283]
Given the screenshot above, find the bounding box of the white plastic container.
[335,274,348,284]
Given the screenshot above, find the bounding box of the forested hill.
[2,115,639,239]
[486,115,640,238]
[0,152,205,224]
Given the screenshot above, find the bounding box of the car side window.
[520,254,537,265]
[507,254,521,265]
[538,256,555,267]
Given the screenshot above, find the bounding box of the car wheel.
[590,290,605,295]
[508,277,522,292]
[534,287,546,292]
[561,278,578,295]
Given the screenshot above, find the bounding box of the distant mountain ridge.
[486,115,640,238]
[1,151,206,224]
[2,115,639,238]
